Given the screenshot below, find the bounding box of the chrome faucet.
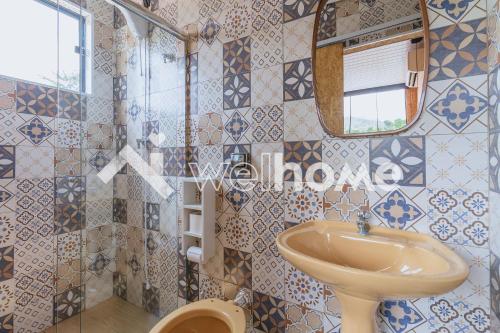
[357,210,371,236]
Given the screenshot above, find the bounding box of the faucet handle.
[357,210,370,220]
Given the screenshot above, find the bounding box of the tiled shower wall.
[173,0,495,332]
[488,0,500,331]
[0,0,120,330]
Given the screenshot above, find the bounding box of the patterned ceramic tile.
[252,290,287,332]
[252,182,284,256]
[0,313,13,332]
[219,213,252,252]
[56,259,81,293]
[251,104,284,143]
[251,0,283,69]
[427,76,488,133]
[283,0,319,22]
[0,110,26,146]
[283,99,324,141]
[113,198,127,224]
[252,250,285,299]
[224,247,252,289]
[0,279,15,317]
[54,286,83,323]
[199,41,224,82]
[198,112,223,145]
[58,90,85,120]
[200,17,222,46]
[414,245,490,332]
[219,0,252,42]
[223,36,251,76]
[372,188,426,230]
[427,133,488,190]
[223,73,251,109]
[199,274,223,300]
[285,262,325,312]
[283,140,322,182]
[0,210,15,248]
[17,116,54,146]
[429,18,487,81]
[252,65,284,107]
[56,119,82,148]
[0,146,14,179]
[427,0,485,27]
[142,284,160,315]
[55,148,81,177]
[426,189,488,247]
[379,299,426,333]
[15,146,53,179]
[284,182,324,223]
[283,58,314,101]
[16,178,54,242]
[317,1,336,41]
[145,202,160,231]
[322,138,369,178]
[86,123,113,149]
[370,136,426,187]
[324,184,369,222]
[0,246,13,282]
[283,15,316,62]
[57,231,81,263]
[286,302,325,332]
[0,78,15,112]
[198,79,223,115]
[16,82,57,118]
[223,108,252,144]
[223,181,253,216]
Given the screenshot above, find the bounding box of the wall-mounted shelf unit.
[181,178,216,264]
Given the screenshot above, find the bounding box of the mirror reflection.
[314,0,427,136]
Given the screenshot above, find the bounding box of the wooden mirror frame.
[312,0,430,138]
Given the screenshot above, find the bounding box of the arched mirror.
[313,0,429,137]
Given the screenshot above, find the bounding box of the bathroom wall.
[0,0,118,330]
[172,0,493,332]
[488,0,500,331]
[110,0,185,318]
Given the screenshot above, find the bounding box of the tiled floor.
[43,297,159,333]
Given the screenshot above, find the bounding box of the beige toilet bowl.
[149,299,246,333]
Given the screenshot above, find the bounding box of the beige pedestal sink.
[276,221,469,333]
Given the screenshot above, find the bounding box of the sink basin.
[276,220,468,333]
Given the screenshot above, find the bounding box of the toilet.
[149,299,246,333]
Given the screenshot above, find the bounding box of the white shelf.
[183,204,202,211]
[181,178,216,264]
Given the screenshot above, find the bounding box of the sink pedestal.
[336,291,379,333]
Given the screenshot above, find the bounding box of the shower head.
[105,0,149,40]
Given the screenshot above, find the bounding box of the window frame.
[34,0,88,93]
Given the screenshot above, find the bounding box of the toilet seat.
[149,299,246,333]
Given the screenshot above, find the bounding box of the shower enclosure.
[0,0,188,332]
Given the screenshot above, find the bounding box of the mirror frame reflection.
[312,0,430,138]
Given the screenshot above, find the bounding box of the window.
[344,85,407,134]
[0,0,89,92]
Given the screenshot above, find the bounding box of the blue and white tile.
[413,245,490,333]
[223,108,252,144]
[425,75,488,134]
[427,133,488,190]
[285,262,325,312]
[427,0,487,29]
[370,136,426,187]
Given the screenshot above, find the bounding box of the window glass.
[0,0,84,92]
